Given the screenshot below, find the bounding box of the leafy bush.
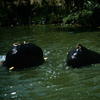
[63,1,100,28]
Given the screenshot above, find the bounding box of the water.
[0,25,100,100]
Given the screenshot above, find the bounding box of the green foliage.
[63,13,75,24]
[63,0,100,28]
[75,10,93,27]
[77,2,100,28]
[0,0,100,28]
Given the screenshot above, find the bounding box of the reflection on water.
[0,25,100,100]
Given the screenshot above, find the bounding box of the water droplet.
[4,94,7,96]
[11,92,16,95]
[50,77,52,79]
[12,95,17,98]
[30,84,32,86]
[47,86,49,88]
[10,86,13,88]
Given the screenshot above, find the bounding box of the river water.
[0,25,100,100]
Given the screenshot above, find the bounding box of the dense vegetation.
[0,0,100,28]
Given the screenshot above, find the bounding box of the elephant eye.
[12,49,17,54]
[76,49,78,51]
[71,52,77,59]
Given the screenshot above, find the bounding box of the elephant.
[3,41,44,70]
[67,44,100,68]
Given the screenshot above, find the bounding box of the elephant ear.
[76,44,81,50]
[76,44,89,59]
[76,44,87,50]
[76,44,89,52]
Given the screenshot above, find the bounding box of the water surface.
[0,25,100,100]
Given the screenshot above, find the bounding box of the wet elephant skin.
[67,44,100,68]
[4,42,44,69]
